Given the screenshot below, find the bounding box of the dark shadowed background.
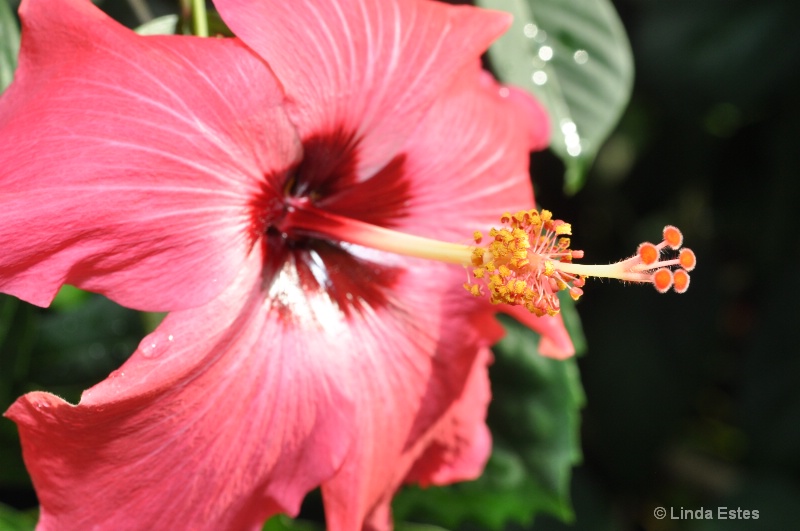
[532,0,800,529]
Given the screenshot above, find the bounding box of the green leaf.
[394,316,585,529]
[396,524,449,531]
[478,0,634,193]
[558,291,587,357]
[134,14,179,35]
[263,515,321,531]
[0,503,37,531]
[49,285,91,312]
[0,0,20,93]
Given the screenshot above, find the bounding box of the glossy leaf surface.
[479,0,633,193]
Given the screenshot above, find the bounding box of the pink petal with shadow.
[217,0,512,180]
[0,0,299,311]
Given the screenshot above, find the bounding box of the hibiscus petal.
[0,0,300,310]
[6,242,502,530]
[379,65,542,241]
[315,62,572,357]
[496,77,551,152]
[5,248,353,530]
[316,63,544,241]
[216,0,511,179]
[501,304,576,359]
[395,67,573,357]
[404,347,494,487]
[316,259,504,530]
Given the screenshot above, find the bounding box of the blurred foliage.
[264,514,322,531]
[0,503,36,531]
[0,0,18,92]
[478,0,633,194]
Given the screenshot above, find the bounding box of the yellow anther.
[513,211,529,224]
[473,267,486,279]
[514,280,526,294]
[554,222,572,236]
[473,231,483,244]
[471,248,485,266]
[496,246,511,259]
[529,305,545,317]
[543,260,555,276]
[463,282,481,297]
[498,265,512,278]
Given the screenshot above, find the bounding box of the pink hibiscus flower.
[0,0,577,528]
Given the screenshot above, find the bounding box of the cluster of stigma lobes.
[464,209,696,317]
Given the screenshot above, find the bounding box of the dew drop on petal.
[139,331,173,359]
[140,341,158,358]
[139,330,175,358]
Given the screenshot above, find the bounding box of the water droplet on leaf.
[523,23,538,39]
[574,49,589,64]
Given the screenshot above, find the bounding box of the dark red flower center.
[254,129,413,317]
[292,131,412,227]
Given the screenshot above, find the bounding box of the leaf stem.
[191,0,209,37]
